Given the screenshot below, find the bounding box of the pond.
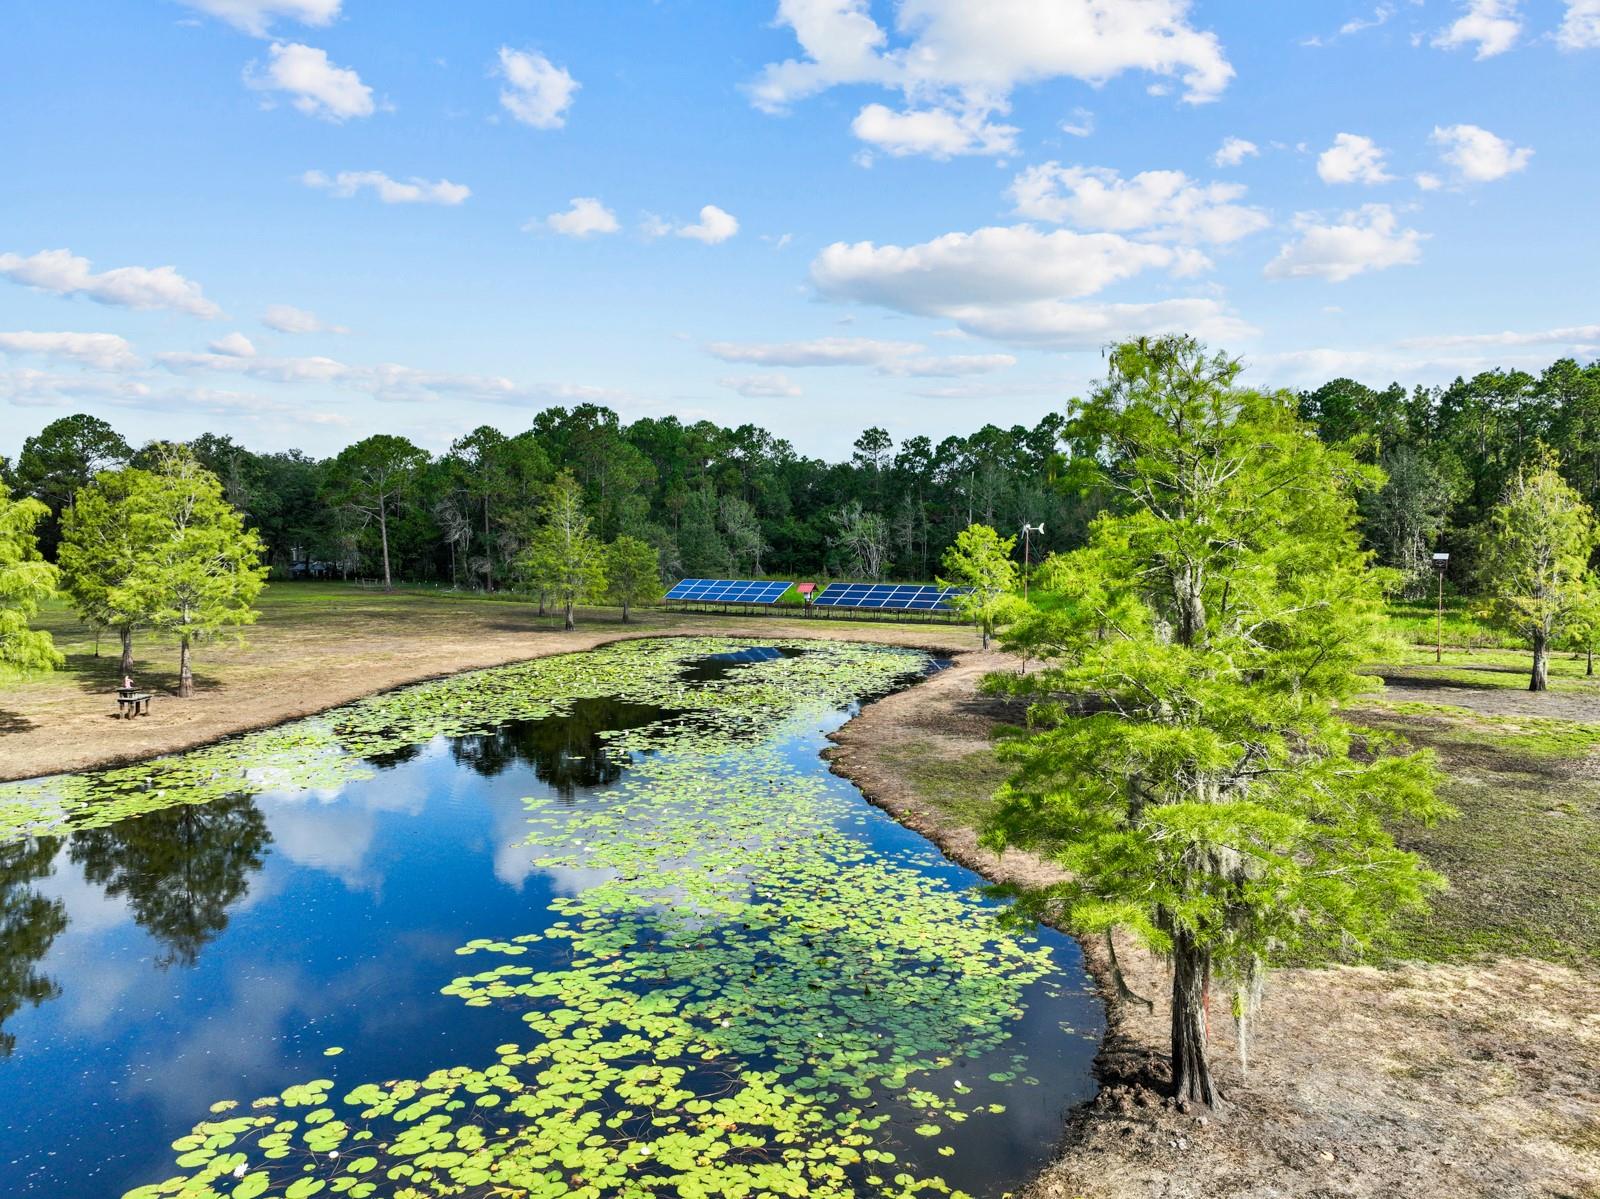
[0,637,1102,1199]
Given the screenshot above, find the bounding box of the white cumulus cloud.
[496,48,578,129]
[750,0,1235,113]
[0,249,222,318]
[850,103,1018,158]
[1558,0,1600,48]
[302,170,470,205]
[177,0,340,36]
[262,304,347,334]
[1213,136,1259,167]
[1009,163,1269,244]
[1433,0,1521,58]
[805,224,1245,348]
[647,205,739,245]
[0,331,140,371]
[540,197,620,238]
[247,42,374,121]
[812,224,1200,314]
[1317,133,1393,185]
[1265,204,1424,283]
[208,332,258,357]
[1431,123,1532,182]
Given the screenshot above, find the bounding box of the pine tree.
[323,435,429,589]
[983,337,1447,1107]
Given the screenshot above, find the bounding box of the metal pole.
[1437,567,1443,664]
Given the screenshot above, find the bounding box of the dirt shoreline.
[0,610,975,782]
[827,650,1600,1199]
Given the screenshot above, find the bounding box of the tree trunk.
[622,599,631,624]
[119,626,134,677]
[1531,633,1549,692]
[1170,927,1221,1107]
[1588,646,1593,676]
[564,598,576,631]
[1175,567,1206,648]
[379,505,393,590]
[178,635,194,699]
[484,501,493,592]
[981,623,990,651]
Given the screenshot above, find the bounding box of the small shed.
[796,582,817,606]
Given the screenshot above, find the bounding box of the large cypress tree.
[983,337,1448,1107]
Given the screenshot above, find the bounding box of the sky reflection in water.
[0,644,1101,1198]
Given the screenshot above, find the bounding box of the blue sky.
[3,0,1597,460]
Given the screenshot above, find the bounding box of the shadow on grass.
[1380,672,1507,692]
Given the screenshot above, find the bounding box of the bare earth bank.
[825,652,1600,1199]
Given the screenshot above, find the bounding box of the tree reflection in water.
[0,837,67,1056]
[69,795,271,969]
[449,697,677,797]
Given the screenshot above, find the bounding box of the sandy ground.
[0,602,975,782]
[827,653,1600,1199]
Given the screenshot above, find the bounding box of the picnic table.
[116,686,152,718]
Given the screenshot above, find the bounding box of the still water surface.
[0,640,1101,1198]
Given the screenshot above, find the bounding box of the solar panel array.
[812,583,970,612]
[663,578,793,605]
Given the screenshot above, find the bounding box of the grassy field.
[873,642,1600,970]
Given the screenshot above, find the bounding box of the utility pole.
[1021,522,1044,599]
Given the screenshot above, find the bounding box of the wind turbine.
[1021,521,1044,599]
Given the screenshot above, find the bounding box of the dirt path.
[828,654,1600,1199]
[0,604,975,781]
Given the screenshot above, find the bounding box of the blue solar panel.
[663,578,793,605]
[812,584,970,612]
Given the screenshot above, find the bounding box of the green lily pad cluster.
[36,639,1062,1199]
[0,638,921,847]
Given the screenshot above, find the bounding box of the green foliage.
[323,434,430,587]
[1476,450,1598,689]
[518,472,607,629]
[0,481,62,674]
[983,336,1447,1103]
[57,467,151,642]
[937,525,1020,651]
[605,535,663,620]
[13,413,131,558]
[109,447,268,693]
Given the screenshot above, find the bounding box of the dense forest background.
[5,355,1598,596]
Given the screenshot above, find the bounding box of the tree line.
[0,408,1080,590]
[6,353,1598,601]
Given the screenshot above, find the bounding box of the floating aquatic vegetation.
[21,639,1067,1199]
[0,639,921,847]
